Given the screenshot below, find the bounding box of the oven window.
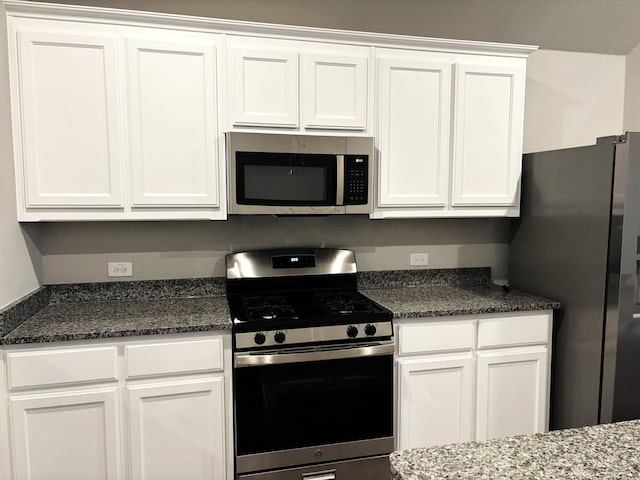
[236,152,337,206]
[234,355,393,455]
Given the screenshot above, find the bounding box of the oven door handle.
[234,342,395,367]
[302,472,336,480]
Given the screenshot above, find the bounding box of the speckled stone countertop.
[3,296,231,345]
[1,268,559,345]
[362,284,560,319]
[390,420,640,480]
[1,278,231,345]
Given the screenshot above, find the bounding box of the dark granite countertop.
[3,296,232,345]
[363,284,560,319]
[0,268,559,345]
[390,420,640,480]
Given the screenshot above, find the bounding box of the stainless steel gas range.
[225,248,394,480]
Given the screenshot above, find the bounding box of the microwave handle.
[336,155,344,206]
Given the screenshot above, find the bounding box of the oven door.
[230,152,345,215]
[233,342,395,475]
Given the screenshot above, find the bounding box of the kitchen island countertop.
[390,420,640,480]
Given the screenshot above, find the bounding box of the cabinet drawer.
[478,312,551,349]
[397,319,475,355]
[125,338,224,378]
[7,346,118,390]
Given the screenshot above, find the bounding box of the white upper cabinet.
[452,62,526,207]
[227,36,370,132]
[13,27,124,210]
[304,53,368,130]
[372,50,530,218]
[376,51,452,207]
[4,2,535,221]
[126,34,221,210]
[8,17,226,221]
[230,45,300,127]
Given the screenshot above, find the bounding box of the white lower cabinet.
[127,378,227,480]
[0,349,11,480]
[10,388,122,480]
[475,347,549,440]
[396,311,552,450]
[397,354,473,449]
[3,333,232,480]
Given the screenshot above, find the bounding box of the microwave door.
[231,152,343,215]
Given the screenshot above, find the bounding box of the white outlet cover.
[108,262,133,277]
[409,253,429,266]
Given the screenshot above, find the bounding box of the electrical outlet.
[410,253,429,266]
[108,262,133,277]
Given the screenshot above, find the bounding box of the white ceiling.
[26,0,640,55]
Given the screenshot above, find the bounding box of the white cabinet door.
[304,53,367,130]
[397,354,473,449]
[127,377,226,480]
[452,62,526,207]
[10,388,122,480]
[377,57,451,207]
[0,350,10,480]
[14,28,123,209]
[127,35,221,209]
[476,347,549,440]
[230,46,299,127]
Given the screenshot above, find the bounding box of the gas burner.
[243,295,288,309]
[315,292,359,305]
[316,292,376,315]
[324,300,375,315]
[246,305,297,321]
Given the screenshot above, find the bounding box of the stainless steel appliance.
[509,132,640,430]
[226,248,394,480]
[226,132,374,215]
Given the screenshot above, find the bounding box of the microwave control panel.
[344,155,369,205]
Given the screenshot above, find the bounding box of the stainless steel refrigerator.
[509,132,640,430]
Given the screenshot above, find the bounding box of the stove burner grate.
[316,292,376,315]
[242,296,297,321]
[246,306,297,321]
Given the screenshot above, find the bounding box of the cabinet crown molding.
[3,0,538,57]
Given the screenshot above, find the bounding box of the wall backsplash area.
[36,216,509,284]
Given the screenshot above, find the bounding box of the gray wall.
[624,42,640,131]
[39,217,510,283]
[0,1,41,309]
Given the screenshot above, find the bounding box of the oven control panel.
[235,321,393,350]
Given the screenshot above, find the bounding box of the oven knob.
[274,331,286,344]
[365,324,377,336]
[254,332,266,345]
[347,325,359,338]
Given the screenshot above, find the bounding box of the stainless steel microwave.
[226,132,374,215]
